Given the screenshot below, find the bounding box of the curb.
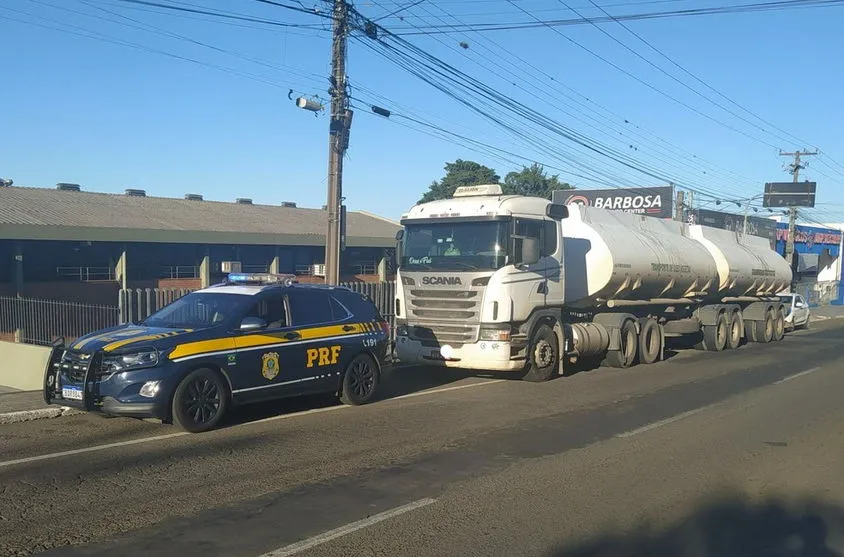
[0,406,79,425]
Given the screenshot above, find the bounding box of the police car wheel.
[172,368,229,433]
[339,353,380,406]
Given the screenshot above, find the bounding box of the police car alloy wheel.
[340,353,380,406]
[172,368,230,433]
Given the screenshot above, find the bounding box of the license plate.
[61,387,83,401]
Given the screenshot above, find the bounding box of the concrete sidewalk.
[0,386,78,424]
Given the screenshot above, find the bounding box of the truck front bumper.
[394,336,526,372]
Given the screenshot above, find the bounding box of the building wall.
[0,238,393,304]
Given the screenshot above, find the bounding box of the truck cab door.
[511,218,559,308]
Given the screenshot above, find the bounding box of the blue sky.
[2,0,843,224]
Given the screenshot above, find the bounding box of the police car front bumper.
[43,347,175,420]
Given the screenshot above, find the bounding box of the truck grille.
[407,289,481,347]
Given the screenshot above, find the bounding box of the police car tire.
[339,353,380,406]
[171,368,229,433]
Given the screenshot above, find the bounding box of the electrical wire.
[387,0,844,34]
[408,0,771,197]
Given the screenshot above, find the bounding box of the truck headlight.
[103,349,159,372]
[479,325,511,342]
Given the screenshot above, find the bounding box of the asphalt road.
[1,320,844,557]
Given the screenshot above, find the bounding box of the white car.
[779,293,811,330]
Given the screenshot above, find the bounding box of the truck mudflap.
[43,346,103,412]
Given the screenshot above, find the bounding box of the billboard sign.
[689,208,778,249]
[553,186,673,219]
[762,182,816,208]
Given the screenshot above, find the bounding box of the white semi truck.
[393,184,792,381]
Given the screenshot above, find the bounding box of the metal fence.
[0,296,119,346]
[118,281,397,327]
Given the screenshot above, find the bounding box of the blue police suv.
[43,274,392,432]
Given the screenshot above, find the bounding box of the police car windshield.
[141,292,251,329]
[401,221,509,271]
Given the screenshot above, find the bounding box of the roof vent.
[281,201,297,208]
[125,188,146,197]
[236,198,253,205]
[56,183,81,192]
[185,193,204,201]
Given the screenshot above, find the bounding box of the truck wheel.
[637,318,661,364]
[522,324,558,382]
[171,368,229,433]
[602,320,638,369]
[339,353,380,405]
[754,309,775,343]
[697,312,728,352]
[773,308,785,341]
[726,311,742,350]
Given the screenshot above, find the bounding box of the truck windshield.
[401,221,509,270]
[142,292,249,329]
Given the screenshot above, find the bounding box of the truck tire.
[697,312,728,352]
[522,324,558,382]
[726,311,742,350]
[637,318,661,365]
[754,309,775,343]
[773,308,785,341]
[602,319,638,369]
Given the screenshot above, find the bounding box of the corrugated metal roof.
[0,186,400,243]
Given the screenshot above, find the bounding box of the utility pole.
[779,150,817,274]
[674,189,685,222]
[324,0,351,286]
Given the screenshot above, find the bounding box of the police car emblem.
[262,352,280,380]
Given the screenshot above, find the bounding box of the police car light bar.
[225,273,297,286]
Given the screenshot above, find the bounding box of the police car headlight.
[103,349,159,372]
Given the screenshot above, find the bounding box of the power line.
[388,0,844,34]
[389,0,765,199]
[0,5,317,90]
[578,0,819,151]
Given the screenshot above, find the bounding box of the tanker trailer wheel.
[754,308,775,343]
[773,307,786,341]
[602,319,638,369]
[522,323,558,382]
[696,312,728,352]
[637,318,661,365]
[726,311,742,350]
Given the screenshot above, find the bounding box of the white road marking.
[258,498,437,557]
[774,366,822,384]
[0,380,504,468]
[391,379,505,400]
[0,432,190,468]
[617,406,709,439]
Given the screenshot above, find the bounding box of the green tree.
[419,159,500,203]
[502,163,574,200]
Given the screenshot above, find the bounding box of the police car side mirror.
[239,317,268,331]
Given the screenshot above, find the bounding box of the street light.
[742,194,766,235]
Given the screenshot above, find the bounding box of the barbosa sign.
[552,186,674,219]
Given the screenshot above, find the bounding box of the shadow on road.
[548,495,844,557]
[218,364,479,428]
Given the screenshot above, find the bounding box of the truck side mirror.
[395,229,404,262]
[546,203,568,220]
[519,237,541,266]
